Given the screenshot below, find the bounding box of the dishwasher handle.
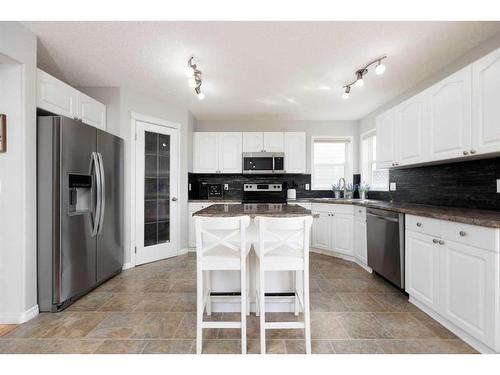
[367,212,400,223]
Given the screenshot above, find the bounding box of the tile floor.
[0,252,477,354]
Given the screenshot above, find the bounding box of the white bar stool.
[195,215,251,354]
[254,216,313,354]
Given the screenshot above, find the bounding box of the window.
[361,131,389,191]
[311,137,352,190]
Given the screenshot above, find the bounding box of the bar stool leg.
[241,267,247,354]
[196,267,203,354]
[255,257,260,317]
[259,262,266,354]
[206,270,212,316]
[303,267,311,354]
[246,257,250,316]
[294,271,299,316]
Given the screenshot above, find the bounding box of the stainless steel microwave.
[242,152,285,174]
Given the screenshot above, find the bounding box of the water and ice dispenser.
[68,174,92,215]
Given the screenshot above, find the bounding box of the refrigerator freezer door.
[59,118,98,303]
[97,130,124,283]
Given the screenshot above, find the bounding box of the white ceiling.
[24,21,500,121]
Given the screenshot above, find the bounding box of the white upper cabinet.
[263,132,284,152]
[193,132,219,173]
[243,132,264,152]
[37,69,78,119]
[218,132,243,173]
[427,66,472,161]
[193,132,242,174]
[78,92,106,131]
[395,92,428,166]
[284,132,306,173]
[376,108,397,169]
[37,69,106,130]
[472,48,500,155]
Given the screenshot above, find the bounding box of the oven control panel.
[243,183,282,192]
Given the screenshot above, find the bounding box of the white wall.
[79,86,196,265]
[196,119,360,174]
[359,31,500,134]
[0,22,38,323]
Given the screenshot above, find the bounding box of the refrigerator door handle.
[97,152,106,235]
[91,151,102,237]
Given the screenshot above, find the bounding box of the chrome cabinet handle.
[470,149,476,154]
[459,231,466,237]
[416,222,422,227]
[439,240,445,245]
[463,150,469,156]
[432,238,439,244]
[172,197,178,202]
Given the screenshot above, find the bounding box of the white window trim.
[310,135,353,191]
[360,129,389,192]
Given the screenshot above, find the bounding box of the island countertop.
[192,203,319,218]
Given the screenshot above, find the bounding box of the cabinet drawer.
[442,221,499,252]
[354,206,366,218]
[406,215,442,237]
[311,203,354,215]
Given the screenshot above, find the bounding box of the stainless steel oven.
[242,152,285,174]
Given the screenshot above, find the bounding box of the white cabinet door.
[284,132,306,173]
[312,213,332,251]
[354,218,367,264]
[427,66,472,161]
[332,214,354,256]
[396,93,427,166]
[243,132,264,152]
[376,108,397,169]
[472,48,500,155]
[193,133,219,173]
[218,132,242,173]
[441,240,496,348]
[405,231,440,311]
[37,69,78,119]
[78,93,106,130]
[263,132,284,152]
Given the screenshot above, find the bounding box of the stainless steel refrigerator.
[37,115,124,312]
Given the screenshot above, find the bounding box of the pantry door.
[135,120,179,265]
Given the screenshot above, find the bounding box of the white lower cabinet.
[406,214,500,353]
[354,216,368,266]
[311,212,332,251]
[332,214,353,256]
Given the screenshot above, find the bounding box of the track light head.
[355,71,364,87]
[342,86,351,100]
[375,61,386,75]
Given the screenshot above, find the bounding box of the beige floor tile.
[0,339,57,353]
[98,294,141,312]
[312,339,335,354]
[46,339,104,354]
[169,279,196,293]
[131,312,185,339]
[410,311,457,339]
[376,339,427,354]
[173,312,219,339]
[5,313,66,338]
[66,292,113,311]
[335,312,392,339]
[370,293,419,313]
[310,293,350,312]
[0,325,18,337]
[202,339,242,354]
[94,339,147,354]
[133,293,178,312]
[331,339,384,354]
[169,293,196,312]
[420,339,478,354]
[311,312,349,340]
[247,339,286,354]
[373,312,438,339]
[142,339,194,354]
[339,293,388,312]
[39,312,108,339]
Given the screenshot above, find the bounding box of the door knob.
[171,197,178,202]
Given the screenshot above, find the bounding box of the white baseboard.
[188,247,196,253]
[0,304,39,324]
[122,262,134,270]
[311,247,354,262]
[178,248,189,255]
[409,296,496,354]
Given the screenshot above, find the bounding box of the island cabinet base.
[205,252,303,313]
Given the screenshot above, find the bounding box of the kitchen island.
[192,203,316,313]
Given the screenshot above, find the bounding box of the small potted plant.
[332,183,342,199]
[344,183,354,199]
[358,182,370,200]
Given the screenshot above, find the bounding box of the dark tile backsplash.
[189,156,500,211]
[369,157,500,211]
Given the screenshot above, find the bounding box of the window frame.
[310,136,353,191]
[360,129,389,192]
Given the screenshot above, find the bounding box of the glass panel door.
[144,131,170,247]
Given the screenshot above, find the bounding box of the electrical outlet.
[390,182,397,191]
[305,183,310,191]
[497,179,500,193]
[188,183,191,191]
[224,184,229,191]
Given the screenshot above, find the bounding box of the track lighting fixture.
[187,56,205,99]
[342,55,387,99]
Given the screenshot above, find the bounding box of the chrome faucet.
[338,177,346,198]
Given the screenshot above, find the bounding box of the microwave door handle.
[272,155,275,172]
[90,152,101,237]
[97,152,106,235]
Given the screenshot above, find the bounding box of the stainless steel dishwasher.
[366,208,405,289]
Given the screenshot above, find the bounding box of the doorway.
[134,119,179,265]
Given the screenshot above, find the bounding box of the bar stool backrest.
[195,216,251,260]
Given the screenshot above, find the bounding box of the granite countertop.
[289,198,500,228]
[188,199,242,203]
[192,203,319,218]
